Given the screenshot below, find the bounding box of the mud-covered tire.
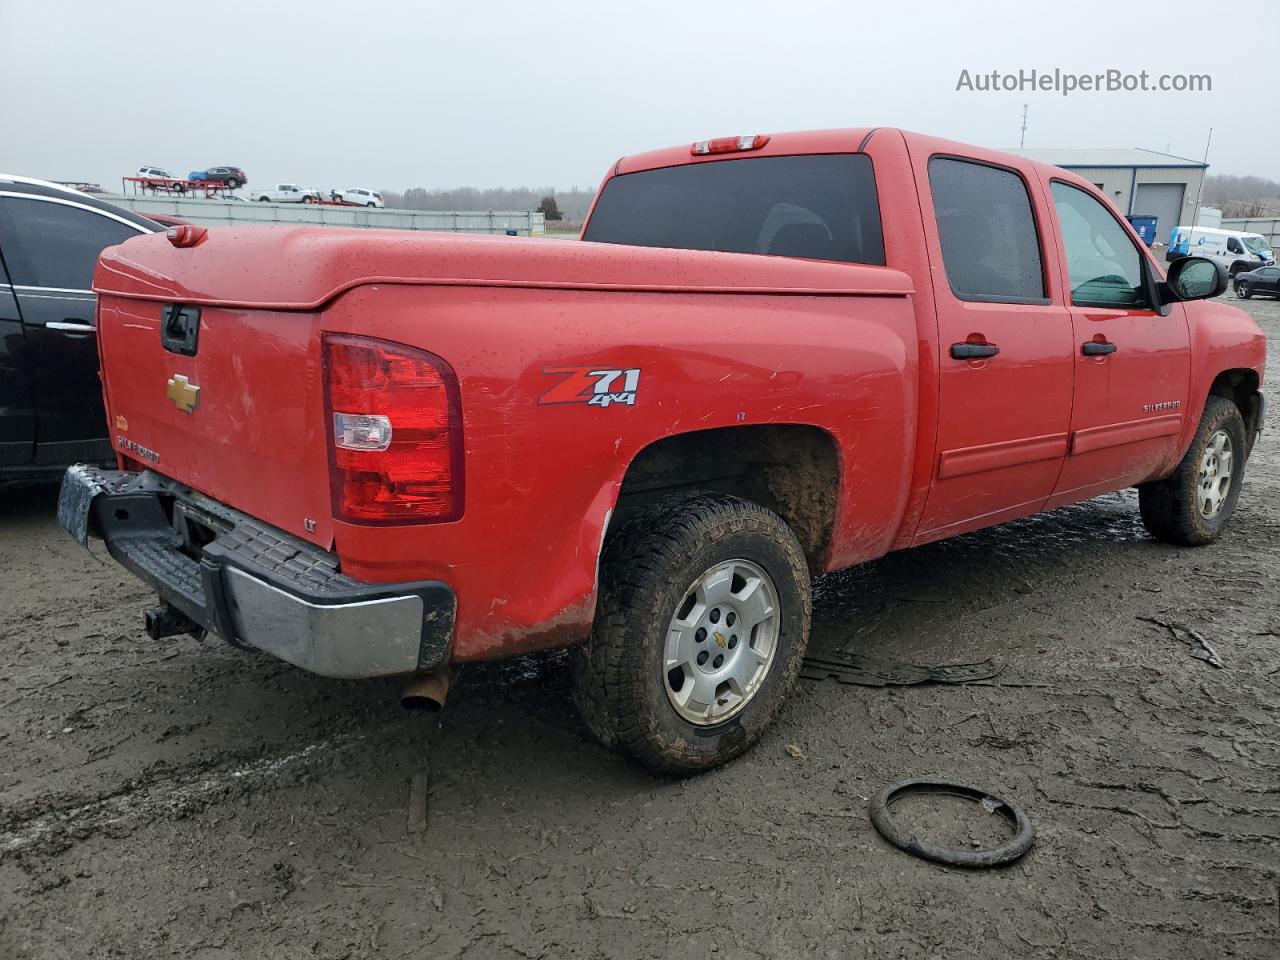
[1139,396,1247,546]
[570,492,811,775]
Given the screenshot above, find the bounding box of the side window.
[0,197,143,290]
[928,158,1046,303]
[1049,182,1148,309]
[1226,237,1243,255]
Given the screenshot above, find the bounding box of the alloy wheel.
[663,559,779,725]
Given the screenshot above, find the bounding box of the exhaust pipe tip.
[401,693,444,713]
[401,666,451,712]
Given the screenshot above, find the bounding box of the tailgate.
[96,295,334,548]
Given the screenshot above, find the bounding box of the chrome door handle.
[47,321,95,333]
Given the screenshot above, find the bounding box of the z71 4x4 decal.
[539,366,641,407]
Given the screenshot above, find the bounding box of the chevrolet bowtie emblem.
[713,631,727,648]
[166,374,200,414]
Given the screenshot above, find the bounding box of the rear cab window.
[583,154,885,266]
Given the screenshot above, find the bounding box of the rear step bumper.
[57,465,455,679]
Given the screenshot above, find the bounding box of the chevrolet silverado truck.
[58,128,1265,774]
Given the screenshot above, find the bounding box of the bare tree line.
[379,186,597,222]
[1203,174,1280,218]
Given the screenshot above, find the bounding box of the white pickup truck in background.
[249,183,321,203]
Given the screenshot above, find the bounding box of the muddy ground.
[3,295,1280,960]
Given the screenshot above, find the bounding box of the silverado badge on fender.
[166,374,201,414]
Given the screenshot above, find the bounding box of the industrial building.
[1011,148,1207,246]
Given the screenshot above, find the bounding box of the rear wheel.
[227,177,241,189]
[571,492,811,774]
[1237,281,1252,299]
[1139,396,1247,546]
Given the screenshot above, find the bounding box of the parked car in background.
[1234,265,1280,299]
[1167,225,1276,276]
[197,166,247,189]
[137,165,174,180]
[0,175,159,480]
[331,187,384,207]
[250,183,321,203]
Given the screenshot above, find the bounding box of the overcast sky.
[1,0,1271,192]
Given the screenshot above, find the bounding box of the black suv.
[0,177,159,480]
[199,166,247,189]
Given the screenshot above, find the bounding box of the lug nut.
[713,654,724,669]
[728,635,738,649]
[709,608,720,624]
[697,650,709,666]
[695,628,706,643]
[726,612,736,627]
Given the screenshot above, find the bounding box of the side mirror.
[1163,256,1227,303]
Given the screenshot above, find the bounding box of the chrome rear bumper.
[58,466,454,678]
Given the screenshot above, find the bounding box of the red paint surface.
[93,128,1266,662]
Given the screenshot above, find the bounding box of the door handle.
[47,321,95,334]
[950,341,1000,360]
[1081,340,1117,356]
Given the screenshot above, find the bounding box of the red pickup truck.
[59,128,1264,773]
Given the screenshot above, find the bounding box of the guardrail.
[103,194,546,235]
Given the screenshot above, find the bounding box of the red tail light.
[323,335,463,524]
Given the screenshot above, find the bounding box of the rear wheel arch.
[606,424,840,576]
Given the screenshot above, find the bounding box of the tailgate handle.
[161,304,201,357]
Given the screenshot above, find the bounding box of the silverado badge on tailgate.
[166,374,201,414]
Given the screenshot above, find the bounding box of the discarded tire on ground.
[869,778,1035,868]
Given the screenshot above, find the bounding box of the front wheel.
[227,178,241,189]
[1139,396,1247,546]
[571,492,811,775]
[1236,281,1252,299]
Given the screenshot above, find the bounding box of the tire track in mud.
[0,726,390,857]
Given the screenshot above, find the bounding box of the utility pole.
[1019,104,1029,149]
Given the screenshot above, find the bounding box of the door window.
[1049,182,1148,309]
[928,158,1046,303]
[1227,237,1243,255]
[0,197,143,290]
